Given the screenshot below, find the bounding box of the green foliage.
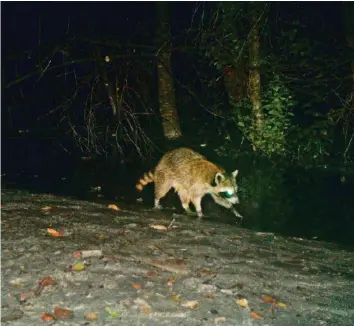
[234,74,295,156]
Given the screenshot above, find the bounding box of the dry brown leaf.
[85,312,98,321]
[47,228,64,237]
[261,294,277,304]
[251,311,262,319]
[108,204,120,211]
[132,283,142,289]
[146,270,157,278]
[54,307,73,320]
[19,291,35,302]
[41,206,52,212]
[150,224,168,231]
[35,276,56,295]
[41,313,55,321]
[181,300,199,309]
[139,305,152,314]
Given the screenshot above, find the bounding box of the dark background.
[2,2,354,246]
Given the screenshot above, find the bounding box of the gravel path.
[1,189,354,325]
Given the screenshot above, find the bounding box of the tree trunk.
[156,2,182,140]
[248,2,263,149]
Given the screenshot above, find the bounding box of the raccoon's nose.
[233,195,240,204]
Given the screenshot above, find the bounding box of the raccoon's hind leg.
[154,178,170,210]
[177,189,196,216]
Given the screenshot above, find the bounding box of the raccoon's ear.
[232,169,239,178]
[214,172,225,185]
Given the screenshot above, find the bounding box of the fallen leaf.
[54,307,73,320]
[236,298,249,308]
[170,295,181,302]
[71,263,85,271]
[181,300,199,309]
[35,276,56,295]
[261,294,277,304]
[97,233,105,239]
[85,312,98,321]
[108,204,120,211]
[167,276,175,286]
[132,283,142,289]
[150,224,168,231]
[274,301,287,309]
[19,291,35,302]
[72,251,81,258]
[41,206,52,212]
[146,270,157,278]
[41,313,55,321]
[251,311,262,319]
[139,305,152,314]
[47,228,64,237]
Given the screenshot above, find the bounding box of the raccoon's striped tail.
[136,170,154,191]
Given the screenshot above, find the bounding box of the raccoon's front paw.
[154,205,163,210]
[232,208,243,219]
[197,211,204,218]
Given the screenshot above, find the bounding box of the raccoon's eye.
[219,190,234,199]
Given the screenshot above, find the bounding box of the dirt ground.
[1,188,354,325]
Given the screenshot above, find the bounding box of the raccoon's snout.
[230,195,240,204]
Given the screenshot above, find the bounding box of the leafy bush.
[234,73,295,157]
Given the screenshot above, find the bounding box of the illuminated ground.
[1,189,354,325]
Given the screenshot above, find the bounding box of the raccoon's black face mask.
[212,170,240,204]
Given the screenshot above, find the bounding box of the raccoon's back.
[160,148,205,167]
[156,148,224,187]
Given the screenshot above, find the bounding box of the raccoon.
[136,147,242,218]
